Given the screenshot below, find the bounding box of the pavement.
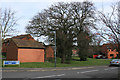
[2,66,108,72]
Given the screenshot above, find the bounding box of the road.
[2,66,120,80]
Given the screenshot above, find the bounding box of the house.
[101,43,118,56]
[94,43,119,59]
[107,49,119,59]
[45,45,54,60]
[6,38,45,62]
[2,34,35,56]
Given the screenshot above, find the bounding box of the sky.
[1,0,120,42]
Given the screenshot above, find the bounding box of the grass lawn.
[3,57,111,68]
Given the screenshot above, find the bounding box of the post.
[54,31,56,67]
[0,25,2,79]
[118,1,120,58]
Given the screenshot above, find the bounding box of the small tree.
[0,9,18,40]
[77,31,92,61]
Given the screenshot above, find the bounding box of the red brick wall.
[18,48,44,62]
[45,46,54,58]
[2,43,7,53]
[6,40,18,60]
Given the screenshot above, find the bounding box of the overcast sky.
[1,0,119,42]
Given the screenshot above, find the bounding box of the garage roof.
[12,39,45,49]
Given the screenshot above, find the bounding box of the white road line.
[77,72,80,74]
[104,69,109,70]
[33,74,65,78]
[80,70,99,74]
[104,67,118,70]
[110,67,118,69]
[56,74,65,77]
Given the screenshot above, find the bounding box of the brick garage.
[7,39,45,62]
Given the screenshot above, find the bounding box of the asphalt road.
[2,66,120,80]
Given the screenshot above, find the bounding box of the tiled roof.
[12,34,34,40]
[3,34,33,43]
[12,39,45,49]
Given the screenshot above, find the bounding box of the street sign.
[3,61,20,67]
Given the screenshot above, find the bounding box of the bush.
[45,57,54,63]
[80,56,87,61]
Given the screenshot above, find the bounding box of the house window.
[110,54,114,56]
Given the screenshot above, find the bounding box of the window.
[110,54,114,56]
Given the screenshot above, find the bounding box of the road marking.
[110,67,118,69]
[77,72,80,74]
[56,74,65,77]
[33,74,65,78]
[72,67,94,70]
[104,69,109,70]
[80,70,99,74]
[104,67,118,71]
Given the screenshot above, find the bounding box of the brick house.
[101,43,119,59]
[101,43,118,55]
[2,34,45,62]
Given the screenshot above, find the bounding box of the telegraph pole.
[118,2,120,79]
[54,31,56,67]
[0,24,2,79]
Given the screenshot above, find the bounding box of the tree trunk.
[61,54,65,63]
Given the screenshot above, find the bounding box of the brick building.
[107,49,119,59]
[2,34,45,62]
[45,45,54,60]
[101,43,119,59]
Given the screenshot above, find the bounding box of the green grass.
[3,57,111,68]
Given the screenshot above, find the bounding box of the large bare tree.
[26,1,96,63]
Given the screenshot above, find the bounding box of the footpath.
[2,66,108,72]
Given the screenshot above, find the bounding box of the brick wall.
[6,40,18,60]
[18,48,44,62]
[45,46,54,58]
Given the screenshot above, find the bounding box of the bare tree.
[0,9,18,40]
[97,2,120,57]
